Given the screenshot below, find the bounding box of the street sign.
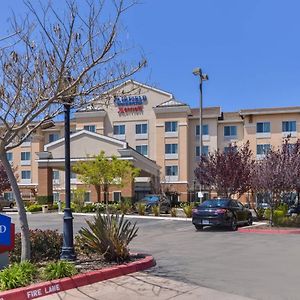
[197,192,204,198]
[0,214,11,246]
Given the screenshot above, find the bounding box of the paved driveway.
[8,213,300,300]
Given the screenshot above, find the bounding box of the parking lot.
[8,213,300,300]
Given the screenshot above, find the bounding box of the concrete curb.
[0,255,155,300]
[238,227,300,234]
[59,212,192,221]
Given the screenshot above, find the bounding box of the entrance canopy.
[36,130,160,178]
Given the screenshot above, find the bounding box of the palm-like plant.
[78,212,138,262]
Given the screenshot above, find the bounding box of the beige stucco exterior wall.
[243,112,300,157]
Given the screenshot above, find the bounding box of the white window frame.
[135,123,148,139]
[165,165,179,182]
[165,143,178,159]
[195,145,209,158]
[224,125,237,139]
[21,152,31,166]
[113,124,126,140]
[49,133,60,143]
[113,191,122,202]
[282,121,297,137]
[83,125,96,132]
[136,144,148,157]
[21,170,31,184]
[52,170,60,185]
[256,122,271,138]
[165,121,178,137]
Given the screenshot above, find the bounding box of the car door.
[237,202,248,222]
[229,200,243,223]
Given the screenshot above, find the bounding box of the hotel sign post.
[0,214,15,269]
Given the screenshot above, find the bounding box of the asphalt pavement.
[7,213,300,300]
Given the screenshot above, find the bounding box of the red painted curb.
[0,255,155,300]
[238,228,300,234]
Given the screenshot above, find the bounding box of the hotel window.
[282,121,296,132]
[21,152,31,165]
[224,126,237,137]
[256,122,270,133]
[196,124,209,136]
[53,192,60,203]
[113,191,122,202]
[257,144,271,155]
[21,152,31,161]
[196,146,209,157]
[6,152,13,161]
[224,146,237,154]
[113,124,125,135]
[21,170,31,180]
[136,145,148,156]
[165,144,178,154]
[84,192,91,203]
[53,170,59,184]
[165,165,178,176]
[165,121,178,132]
[136,123,148,134]
[49,133,60,143]
[84,125,96,132]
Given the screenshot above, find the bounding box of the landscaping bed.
[0,212,146,295]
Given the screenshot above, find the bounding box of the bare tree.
[195,142,254,199]
[0,0,145,261]
[0,163,11,194]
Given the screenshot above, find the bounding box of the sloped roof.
[156,98,188,107]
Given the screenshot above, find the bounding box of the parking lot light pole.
[193,68,209,202]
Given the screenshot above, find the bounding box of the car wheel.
[9,203,14,209]
[195,225,203,231]
[230,216,238,231]
[247,215,253,226]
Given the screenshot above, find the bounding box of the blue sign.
[0,214,11,246]
[114,95,147,106]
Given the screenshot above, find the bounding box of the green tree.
[73,151,140,203]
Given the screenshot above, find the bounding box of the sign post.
[0,214,15,269]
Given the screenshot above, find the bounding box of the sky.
[1,0,300,112]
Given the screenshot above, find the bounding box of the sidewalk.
[40,272,254,300]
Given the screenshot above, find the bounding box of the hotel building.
[4,80,300,204]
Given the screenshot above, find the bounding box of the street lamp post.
[60,80,76,261]
[193,68,209,202]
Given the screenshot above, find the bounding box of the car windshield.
[199,199,230,208]
[142,195,159,202]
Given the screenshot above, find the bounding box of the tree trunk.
[0,150,31,261]
[95,185,101,203]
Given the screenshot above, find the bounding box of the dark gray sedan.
[192,198,252,231]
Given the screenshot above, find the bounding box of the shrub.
[36,195,53,205]
[10,229,63,263]
[171,207,177,217]
[254,207,265,220]
[49,203,59,210]
[119,199,132,215]
[276,215,300,227]
[182,203,194,218]
[26,204,42,212]
[136,203,146,215]
[273,210,285,225]
[42,261,77,281]
[81,203,97,213]
[0,261,37,291]
[151,205,160,216]
[78,211,138,262]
